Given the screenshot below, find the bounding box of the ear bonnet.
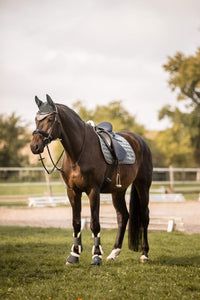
[35,94,57,121]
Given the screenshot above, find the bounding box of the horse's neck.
[58,106,85,162]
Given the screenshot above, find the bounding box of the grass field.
[0,227,199,299]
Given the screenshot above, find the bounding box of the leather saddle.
[96,121,127,162]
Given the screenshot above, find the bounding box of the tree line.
[1,47,200,168]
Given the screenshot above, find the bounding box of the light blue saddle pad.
[98,133,136,165]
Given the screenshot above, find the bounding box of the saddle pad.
[98,133,136,165]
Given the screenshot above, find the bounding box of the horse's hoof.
[106,248,121,261]
[66,252,80,264]
[106,257,114,262]
[140,254,149,263]
[91,255,102,266]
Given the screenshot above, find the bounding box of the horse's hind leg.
[106,191,129,261]
[135,183,150,262]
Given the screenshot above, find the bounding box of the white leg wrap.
[92,245,104,255]
[140,254,149,262]
[71,245,82,254]
[70,252,80,258]
[71,232,82,254]
[106,248,121,261]
[92,233,104,255]
[92,254,102,259]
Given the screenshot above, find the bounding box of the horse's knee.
[90,220,100,236]
[73,221,81,234]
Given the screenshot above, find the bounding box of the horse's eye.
[48,118,53,122]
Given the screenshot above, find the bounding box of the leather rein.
[32,110,87,175]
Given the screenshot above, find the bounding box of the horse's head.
[30,94,60,154]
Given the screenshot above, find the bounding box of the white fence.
[0,166,200,205]
[1,166,200,186]
[1,166,200,187]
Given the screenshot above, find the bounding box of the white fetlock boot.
[106,248,121,261]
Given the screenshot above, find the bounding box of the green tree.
[163,47,200,166]
[163,47,200,104]
[0,113,30,167]
[73,100,145,135]
[157,106,195,166]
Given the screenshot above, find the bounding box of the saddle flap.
[113,139,127,161]
[98,131,112,147]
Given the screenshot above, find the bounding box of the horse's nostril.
[30,143,40,154]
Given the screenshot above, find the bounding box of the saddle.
[96,121,127,162]
[93,121,135,189]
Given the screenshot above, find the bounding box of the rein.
[39,146,64,175]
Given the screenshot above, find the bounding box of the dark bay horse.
[30,95,153,265]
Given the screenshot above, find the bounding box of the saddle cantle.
[96,122,135,165]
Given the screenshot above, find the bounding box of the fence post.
[44,171,53,197]
[169,165,174,192]
[196,170,200,181]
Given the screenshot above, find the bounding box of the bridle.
[32,110,59,146]
[32,109,64,174]
[32,107,87,175]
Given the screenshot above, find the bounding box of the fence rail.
[1,166,200,184]
[1,166,200,199]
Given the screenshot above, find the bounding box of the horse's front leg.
[88,187,104,266]
[66,187,83,265]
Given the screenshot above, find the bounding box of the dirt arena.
[0,201,200,234]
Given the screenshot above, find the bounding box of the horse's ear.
[46,94,56,110]
[35,96,43,108]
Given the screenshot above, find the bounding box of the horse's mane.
[56,103,84,123]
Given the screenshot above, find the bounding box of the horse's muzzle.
[30,138,44,154]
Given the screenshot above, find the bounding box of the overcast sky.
[1,0,200,130]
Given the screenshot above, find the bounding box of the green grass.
[0,184,67,208]
[0,227,200,299]
[0,184,66,196]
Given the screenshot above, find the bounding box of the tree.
[0,113,30,167]
[157,106,195,166]
[163,47,200,104]
[163,47,200,166]
[73,100,145,135]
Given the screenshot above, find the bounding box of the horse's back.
[117,130,151,156]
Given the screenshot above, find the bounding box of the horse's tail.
[128,184,142,251]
